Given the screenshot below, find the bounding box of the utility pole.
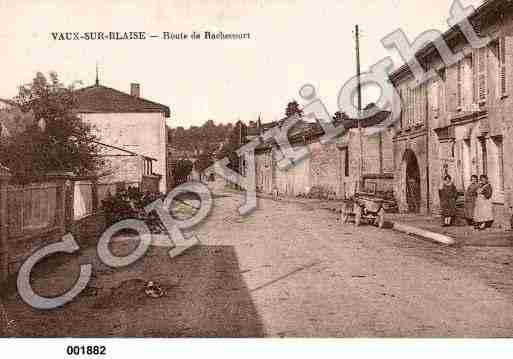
[95,61,100,86]
[355,24,364,192]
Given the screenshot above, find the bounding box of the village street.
[3,190,513,338]
[192,191,513,337]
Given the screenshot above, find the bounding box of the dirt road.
[3,192,513,337]
[193,193,513,337]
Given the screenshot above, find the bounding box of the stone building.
[74,81,170,192]
[390,0,513,226]
[254,110,394,199]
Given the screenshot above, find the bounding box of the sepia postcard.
[1,0,513,357]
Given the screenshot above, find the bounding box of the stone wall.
[254,127,395,200]
[309,141,341,196]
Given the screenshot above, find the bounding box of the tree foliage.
[167,119,234,154]
[194,150,214,173]
[215,121,246,173]
[285,100,303,118]
[0,72,103,183]
[172,159,194,185]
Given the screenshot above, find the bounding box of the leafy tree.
[332,111,348,124]
[194,150,214,174]
[0,72,103,183]
[167,120,233,155]
[214,121,247,173]
[0,101,34,138]
[173,159,193,185]
[285,100,303,118]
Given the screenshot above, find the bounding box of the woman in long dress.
[474,174,494,230]
[439,175,458,227]
[464,175,480,226]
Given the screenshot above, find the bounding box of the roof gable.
[73,84,170,117]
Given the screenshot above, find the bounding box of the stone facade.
[390,0,513,227]
[254,116,395,199]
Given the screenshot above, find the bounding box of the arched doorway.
[403,149,421,213]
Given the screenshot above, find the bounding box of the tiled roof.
[341,110,391,130]
[73,84,170,117]
[254,109,392,152]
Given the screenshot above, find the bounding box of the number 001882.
[66,345,106,356]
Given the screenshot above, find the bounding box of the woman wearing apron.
[474,175,494,230]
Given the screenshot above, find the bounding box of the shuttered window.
[431,80,439,114]
[499,37,507,96]
[398,88,404,128]
[473,47,487,103]
[438,69,446,115]
[457,60,463,108]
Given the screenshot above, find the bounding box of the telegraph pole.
[355,24,364,192]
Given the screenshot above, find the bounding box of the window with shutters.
[407,86,413,126]
[410,88,417,126]
[413,84,426,125]
[411,87,415,125]
[473,47,488,103]
[431,79,439,117]
[438,69,446,115]
[398,88,404,128]
[498,37,507,97]
[456,60,463,109]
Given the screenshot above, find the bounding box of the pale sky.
[0,0,482,128]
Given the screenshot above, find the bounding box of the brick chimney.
[130,83,140,97]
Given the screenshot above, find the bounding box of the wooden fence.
[7,183,59,236]
[0,171,114,285]
[0,167,161,285]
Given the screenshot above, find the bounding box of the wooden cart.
[341,193,386,228]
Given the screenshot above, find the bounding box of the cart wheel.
[376,208,385,228]
[354,205,362,226]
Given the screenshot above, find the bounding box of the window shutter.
[408,87,412,126]
[478,47,487,102]
[413,87,416,124]
[499,37,507,96]
[457,61,463,107]
[472,49,479,103]
[439,69,446,114]
[412,87,415,125]
[398,88,403,128]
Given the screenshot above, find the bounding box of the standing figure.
[474,174,494,230]
[438,175,458,227]
[464,175,480,226]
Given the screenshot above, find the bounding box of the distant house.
[74,82,170,192]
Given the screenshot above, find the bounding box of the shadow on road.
[1,243,265,338]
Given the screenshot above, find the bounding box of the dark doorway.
[404,150,421,213]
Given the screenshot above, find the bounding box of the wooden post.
[0,164,12,286]
[46,172,74,237]
[91,179,99,212]
[65,179,75,233]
